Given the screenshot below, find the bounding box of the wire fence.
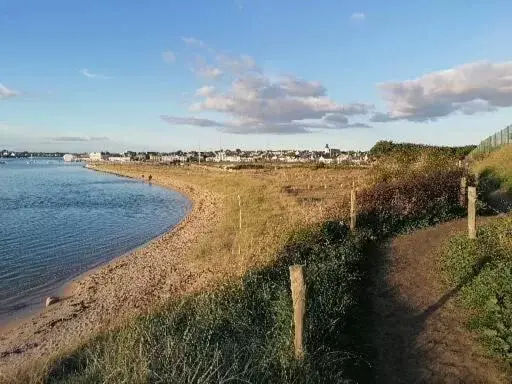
[471,125,512,156]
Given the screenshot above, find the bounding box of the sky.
[2,0,512,152]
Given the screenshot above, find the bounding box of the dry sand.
[0,165,222,373]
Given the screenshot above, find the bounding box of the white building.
[162,155,188,163]
[318,156,334,165]
[89,152,103,161]
[336,154,350,164]
[63,154,75,162]
[108,157,130,163]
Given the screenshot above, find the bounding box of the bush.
[369,140,475,159]
[441,216,512,362]
[358,169,465,237]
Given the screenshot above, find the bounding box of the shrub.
[369,140,475,159]
[358,169,465,237]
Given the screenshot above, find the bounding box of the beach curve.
[0,164,222,374]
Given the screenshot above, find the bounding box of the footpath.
[371,216,509,383]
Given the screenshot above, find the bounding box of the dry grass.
[474,144,512,192]
[93,163,369,278]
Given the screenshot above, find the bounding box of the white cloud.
[161,116,223,128]
[161,46,372,134]
[350,12,366,22]
[80,69,110,79]
[0,83,19,99]
[195,66,223,79]
[216,53,261,74]
[182,36,206,47]
[371,60,512,122]
[162,50,176,63]
[195,85,216,97]
[189,75,372,124]
[51,136,110,142]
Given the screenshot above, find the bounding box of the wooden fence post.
[468,186,477,239]
[350,184,357,231]
[459,177,467,207]
[237,194,242,230]
[289,265,306,360]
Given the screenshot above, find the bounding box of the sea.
[0,158,190,324]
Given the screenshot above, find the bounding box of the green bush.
[369,140,475,159]
[358,169,465,237]
[441,216,512,362]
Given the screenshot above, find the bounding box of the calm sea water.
[0,159,190,324]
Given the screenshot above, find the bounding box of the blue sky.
[2,0,512,152]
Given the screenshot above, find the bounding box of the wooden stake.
[468,186,477,239]
[238,194,242,230]
[459,177,467,207]
[289,265,306,359]
[350,184,357,231]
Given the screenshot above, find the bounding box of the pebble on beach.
[45,296,59,307]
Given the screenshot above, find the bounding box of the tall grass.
[27,223,375,384]
[92,163,368,277]
[474,144,512,193]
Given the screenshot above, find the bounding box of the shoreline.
[0,164,191,330]
[0,164,222,373]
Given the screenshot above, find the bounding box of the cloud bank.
[51,136,110,142]
[162,40,373,134]
[372,60,512,122]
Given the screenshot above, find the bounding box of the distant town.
[1,145,371,166]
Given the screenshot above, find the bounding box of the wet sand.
[0,164,222,373]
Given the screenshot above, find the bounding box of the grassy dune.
[41,223,375,383]
[475,144,512,193]
[92,163,369,276]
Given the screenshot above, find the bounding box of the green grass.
[42,223,374,384]
[475,144,512,194]
[441,216,512,362]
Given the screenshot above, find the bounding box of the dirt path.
[372,217,508,383]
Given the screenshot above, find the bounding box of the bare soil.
[372,216,508,383]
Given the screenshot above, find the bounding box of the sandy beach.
[0,165,222,373]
